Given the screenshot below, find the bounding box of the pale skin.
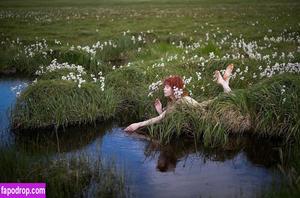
[124,64,234,133]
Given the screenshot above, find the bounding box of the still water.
[0,78,282,198]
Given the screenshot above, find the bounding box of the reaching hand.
[124,123,141,133]
[154,98,163,114]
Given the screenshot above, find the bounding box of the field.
[1,0,299,144]
[1,0,300,197]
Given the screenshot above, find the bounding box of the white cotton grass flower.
[35,59,87,75]
[280,85,286,95]
[196,72,202,80]
[252,73,257,79]
[96,71,106,91]
[260,62,300,78]
[148,80,162,97]
[35,59,106,90]
[173,86,183,99]
[200,86,205,92]
[282,98,286,104]
[183,76,192,85]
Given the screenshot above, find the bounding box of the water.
[0,78,282,198]
[0,77,29,147]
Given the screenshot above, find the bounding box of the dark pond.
[0,78,283,198]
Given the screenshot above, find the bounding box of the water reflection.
[66,127,281,198]
[13,123,112,155]
[143,135,280,173]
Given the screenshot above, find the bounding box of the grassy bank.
[148,74,299,146]
[12,79,119,129]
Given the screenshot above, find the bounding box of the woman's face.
[163,84,173,97]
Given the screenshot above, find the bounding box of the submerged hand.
[124,123,141,133]
[154,98,163,114]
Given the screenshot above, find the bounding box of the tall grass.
[147,74,299,146]
[247,74,300,139]
[147,101,229,147]
[12,80,119,130]
[105,66,153,122]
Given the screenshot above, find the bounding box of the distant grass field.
[0,0,299,146]
[1,0,299,44]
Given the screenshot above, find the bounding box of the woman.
[124,64,234,133]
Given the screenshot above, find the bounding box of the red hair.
[163,75,189,98]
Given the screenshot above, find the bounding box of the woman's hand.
[124,123,141,133]
[154,98,163,115]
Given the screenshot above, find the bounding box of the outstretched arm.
[124,111,166,133]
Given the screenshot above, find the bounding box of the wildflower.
[196,72,202,80]
[173,86,183,99]
[209,52,215,59]
[282,98,286,104]
[138,35,142,41]
[281,85,286,95]
[183,76,192,85]
[148,80,162,97]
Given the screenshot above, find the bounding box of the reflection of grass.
[262,144,300,198]
[0,148,129,198]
